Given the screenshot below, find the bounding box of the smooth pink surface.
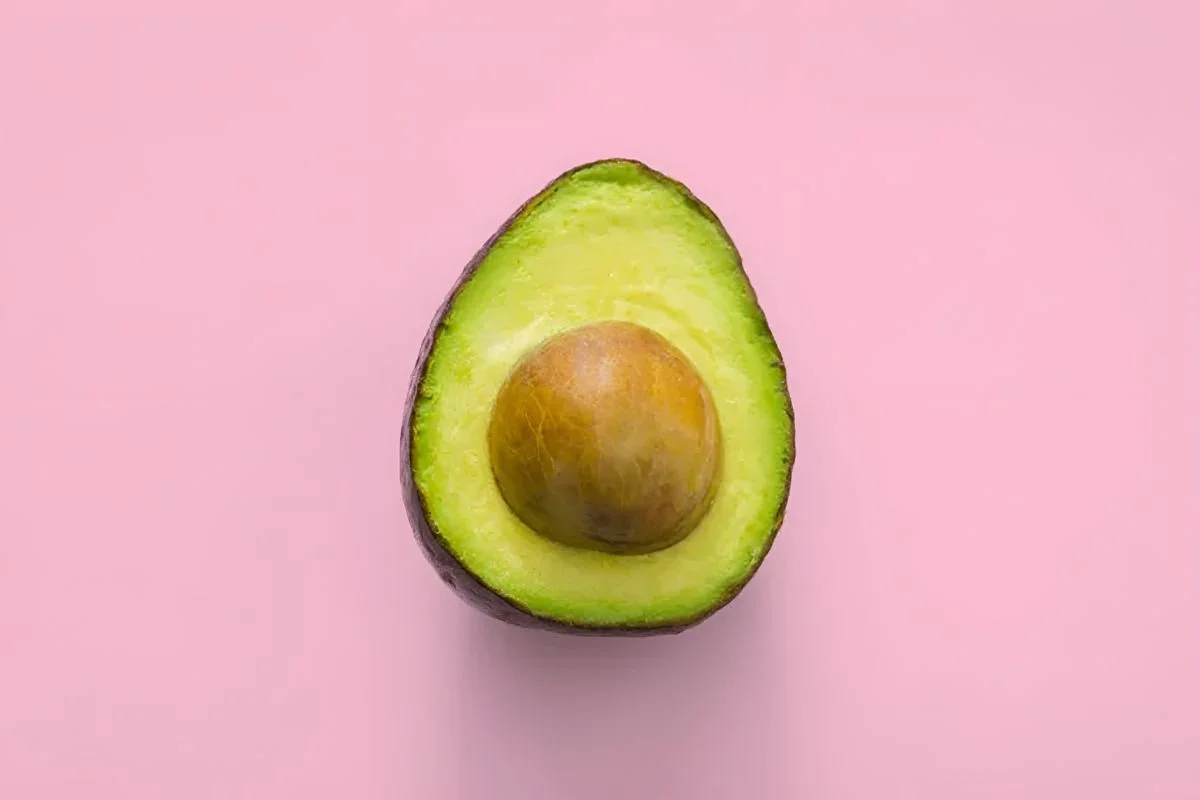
[2,4,1198,799]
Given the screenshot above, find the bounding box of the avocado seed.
[487,321,722,554]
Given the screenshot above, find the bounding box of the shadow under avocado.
[451,575,793,800]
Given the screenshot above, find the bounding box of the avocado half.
[401,158,795,636]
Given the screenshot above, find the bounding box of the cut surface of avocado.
[405,159,794,632]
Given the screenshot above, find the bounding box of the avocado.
[401,159,794,636]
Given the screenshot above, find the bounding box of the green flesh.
[411,160,792,628]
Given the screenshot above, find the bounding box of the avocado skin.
[400,158,795,637]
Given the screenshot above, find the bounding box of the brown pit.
[487,321,722,555]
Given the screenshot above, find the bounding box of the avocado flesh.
[404,159,794,633]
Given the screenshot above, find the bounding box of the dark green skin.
[400,158,796,637]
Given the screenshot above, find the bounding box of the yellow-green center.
[487,321,723,554]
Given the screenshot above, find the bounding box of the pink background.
[2,3,1198,798]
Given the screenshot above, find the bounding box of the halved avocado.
[401,159,794,636]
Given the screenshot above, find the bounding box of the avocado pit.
[487,321,722,554]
